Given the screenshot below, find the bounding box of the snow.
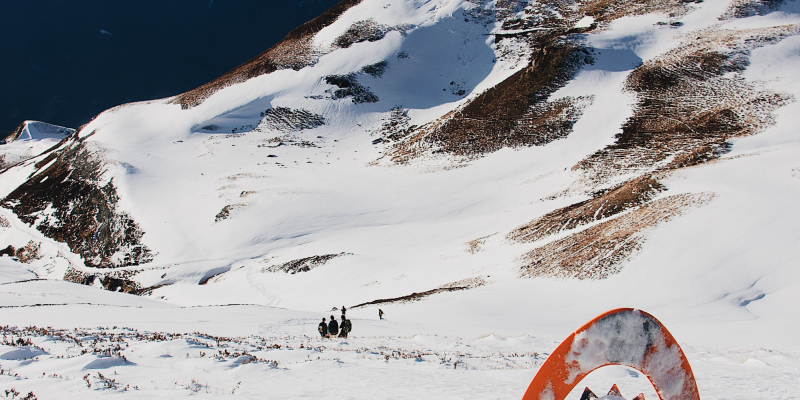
[1,0,800,398]
[0,258,36,284]
[0,347,48,361]
[0,121,73,173]
[575,16,595,28]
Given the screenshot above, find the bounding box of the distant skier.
[341,305,347,316]
[339,315,352,338]
[318,317,328,338]
[379,309,384,320]
[328,315,339,337]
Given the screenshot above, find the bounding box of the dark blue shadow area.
[353,9,497,112]
[583,47,643,72]
[778,0,800,14]
[0,0,341,134]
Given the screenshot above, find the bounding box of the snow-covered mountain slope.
[0,121,73,169]
[1,2,800,396]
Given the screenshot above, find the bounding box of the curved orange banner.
[521,308,700,400]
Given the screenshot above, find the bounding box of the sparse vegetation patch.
[576,27,796,187]
[64,266,143,293]
[720,0,787,20]
[579,0,693,22]
[351,276,487,308]
[255,107,325,133]
[509,175,665,243]
[215,204,246,222]
[371,107,414,144]
[261,253,349,274]
[518,193,713,280]
[333,19,388,48]
[324,73,380,103]
[361,61,389,78]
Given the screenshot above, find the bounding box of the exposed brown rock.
[170,0,363,109]
[518,193,713,280]
[580,0,691,22]
[351,276,487,308]
[324,73,380,103]
[4,122,28,143]
[333,19,388,49]
[215,204,246,222]
[131,283,173,296]
[64,266,143,293]
[2,136,154,269]
[0,245,14,257]
[509,175,665,243]
[261,253,349,274]
[15,240,41,264]
[255,107,325,132]
[720,0,787,20]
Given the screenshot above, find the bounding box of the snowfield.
[1,0,800,398]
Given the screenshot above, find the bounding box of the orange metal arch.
[521,308,700,400]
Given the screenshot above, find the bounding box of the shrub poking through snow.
[333,19,388,48]
[324,73,379,103]
[371,107,413,144]
[361,61,389,78]
[255,107,325,133]
[14,241,41,264]
[64,266,143,294]
[214,204,246,222]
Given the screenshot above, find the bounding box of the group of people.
[317,306,388,339]
[318,305,352,339]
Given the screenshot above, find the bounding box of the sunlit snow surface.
[2,0,800,398]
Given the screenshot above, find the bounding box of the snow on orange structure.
[521,308,700,400]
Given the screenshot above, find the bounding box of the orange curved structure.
[521,308,700,400]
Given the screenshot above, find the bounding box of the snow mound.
[0,346,48,360]
[83,356,134,370]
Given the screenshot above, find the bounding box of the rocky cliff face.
[2,130,153,269]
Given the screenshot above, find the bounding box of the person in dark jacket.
[328,315,339,337]
[379,309,385,320]
[338,315,352,338]
[318,317,328,338]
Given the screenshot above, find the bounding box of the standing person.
[379,309,385,320]
[339,315,352,338]
[328,314,339,337]
[318,317,328,339]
